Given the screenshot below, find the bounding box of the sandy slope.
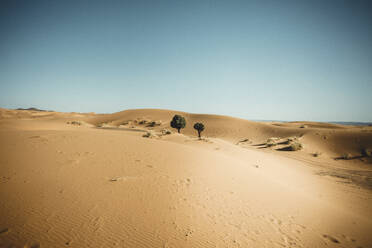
[0,108,371,248]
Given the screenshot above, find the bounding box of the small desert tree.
[193,122,205,139]
[170,115,186,133]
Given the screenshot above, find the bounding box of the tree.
[193,122,205,139]
[170,115,186,133]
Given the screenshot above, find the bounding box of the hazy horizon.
[1,0,372,122]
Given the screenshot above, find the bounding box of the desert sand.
[0,108,371,248]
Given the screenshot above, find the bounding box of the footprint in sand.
[322,234,340,244]
[29,136,41,139]
[109,177,123,182]
[0,227,9,235]
[24,242,40,248]
[109,176,140,182]
[341,234,357,243]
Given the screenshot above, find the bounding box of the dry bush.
[312,152,322,157]
[161,129,172,135]
[266,137,279,147]
[142,131,158,138]
[287,137,298,142]
[147,120,162,127]
[341,153,352,160]
[67,121,81,126]
[266,141,277,147]
[288,142,303,151]
[138,120,148,125]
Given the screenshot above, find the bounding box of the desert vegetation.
[170,115,186,133]
[286,142,303,151]
[161,129,172,135]
[264,137,303,151]
[341,153,352,160]
[313,151,322,157]
[193,122,205,139]
[67,121,82,126]
[266,137,279,147]
[142,130,158,138]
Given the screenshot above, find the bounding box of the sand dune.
[88,109,372,160]
[0,108,371,247]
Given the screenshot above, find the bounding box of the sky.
[1,0,371,122]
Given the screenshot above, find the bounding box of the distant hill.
[330,121,372,126]
[16,107,48,112]
[254,120,372,126]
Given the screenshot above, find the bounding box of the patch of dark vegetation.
[265,137,279,147]
[193,122,205,139]
[146,121,162,127]
[67,121,82,126]
[277,142,303,151]
[170,115,186,133]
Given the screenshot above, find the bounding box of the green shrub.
[193,122,205,139]
[170,115,186,133]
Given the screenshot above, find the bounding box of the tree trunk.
[198,131,201,139]
[177,128,180,133]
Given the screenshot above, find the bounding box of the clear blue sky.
[1,0,371,122]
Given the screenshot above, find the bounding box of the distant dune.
[0,108,371,247]
[85,108,372,162]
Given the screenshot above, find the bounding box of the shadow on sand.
[95,127,147,133]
